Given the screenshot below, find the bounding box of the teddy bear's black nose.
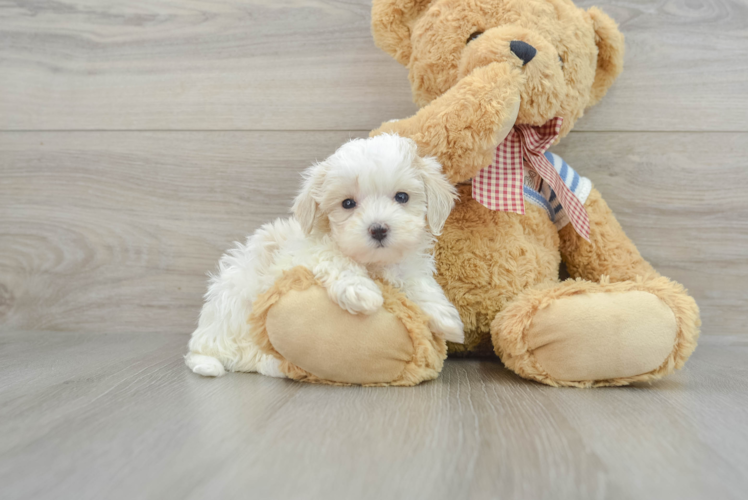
[510,40,537,66]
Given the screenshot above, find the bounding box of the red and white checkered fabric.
[472,117,590,241]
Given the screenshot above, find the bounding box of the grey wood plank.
[575,0,748,132]
[0,0,417,131]
[1,0,746,132]
[1,331,746,500]
[1,131,745,336]
[0,130,367,334]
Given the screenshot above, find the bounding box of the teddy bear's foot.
[492,276,700,387]
[247,266,447,386]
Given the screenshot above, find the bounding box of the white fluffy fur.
[186,134,463,378]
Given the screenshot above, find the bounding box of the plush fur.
[187,0,701,388]
[246,266,448,386]
[185,134,462,378]
[367,0,701,386]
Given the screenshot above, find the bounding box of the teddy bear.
[250,0,700,387]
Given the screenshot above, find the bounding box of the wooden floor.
[2,1,748,499]
[1,331,747,500]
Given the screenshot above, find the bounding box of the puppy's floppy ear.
[415,154,458,235]
[292,161,327,235]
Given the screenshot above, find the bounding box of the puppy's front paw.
[332,278,384,315]
[428,306,465,344]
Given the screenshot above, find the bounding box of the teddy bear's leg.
[491,276,699,387]
[248,267,448,386]
[557,188,660,282]
[559,188,700,360]
[491,188,700,387]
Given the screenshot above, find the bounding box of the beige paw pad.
[248,266,447,386]
[266,285,414,385]
[528,291,677,382]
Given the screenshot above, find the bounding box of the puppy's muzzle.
[368,224,388,243]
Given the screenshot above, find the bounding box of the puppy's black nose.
[510,40,537,66]
[369,224,388,242]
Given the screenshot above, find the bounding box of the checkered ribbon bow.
[472,117,590,241]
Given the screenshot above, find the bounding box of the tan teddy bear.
[254,0,700,387]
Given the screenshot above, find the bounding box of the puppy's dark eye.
[467,31,483,44]
[342,199,356,209]
[394,192,409,204]
[558,55,564,68]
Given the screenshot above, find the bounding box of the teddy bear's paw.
[262,274,442,386]
[427,305,465,344]
[493,278,700,387]
[331,277,384,315]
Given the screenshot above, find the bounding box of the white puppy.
[186,134,463,378]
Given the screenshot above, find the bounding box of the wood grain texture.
[0,130,367,334]
[1,0,747,131]
[0,131,746,335]
[1,331,747,500]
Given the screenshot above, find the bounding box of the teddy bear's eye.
[467,31,483,44]
[342,199,356,209]
[559,55,564,68]
[394,192,409,204]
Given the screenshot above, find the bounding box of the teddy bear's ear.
[371,0,434,66]
[587,7,625,106]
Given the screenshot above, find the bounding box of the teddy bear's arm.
[558,187,659,282]
[371,62,523,184]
